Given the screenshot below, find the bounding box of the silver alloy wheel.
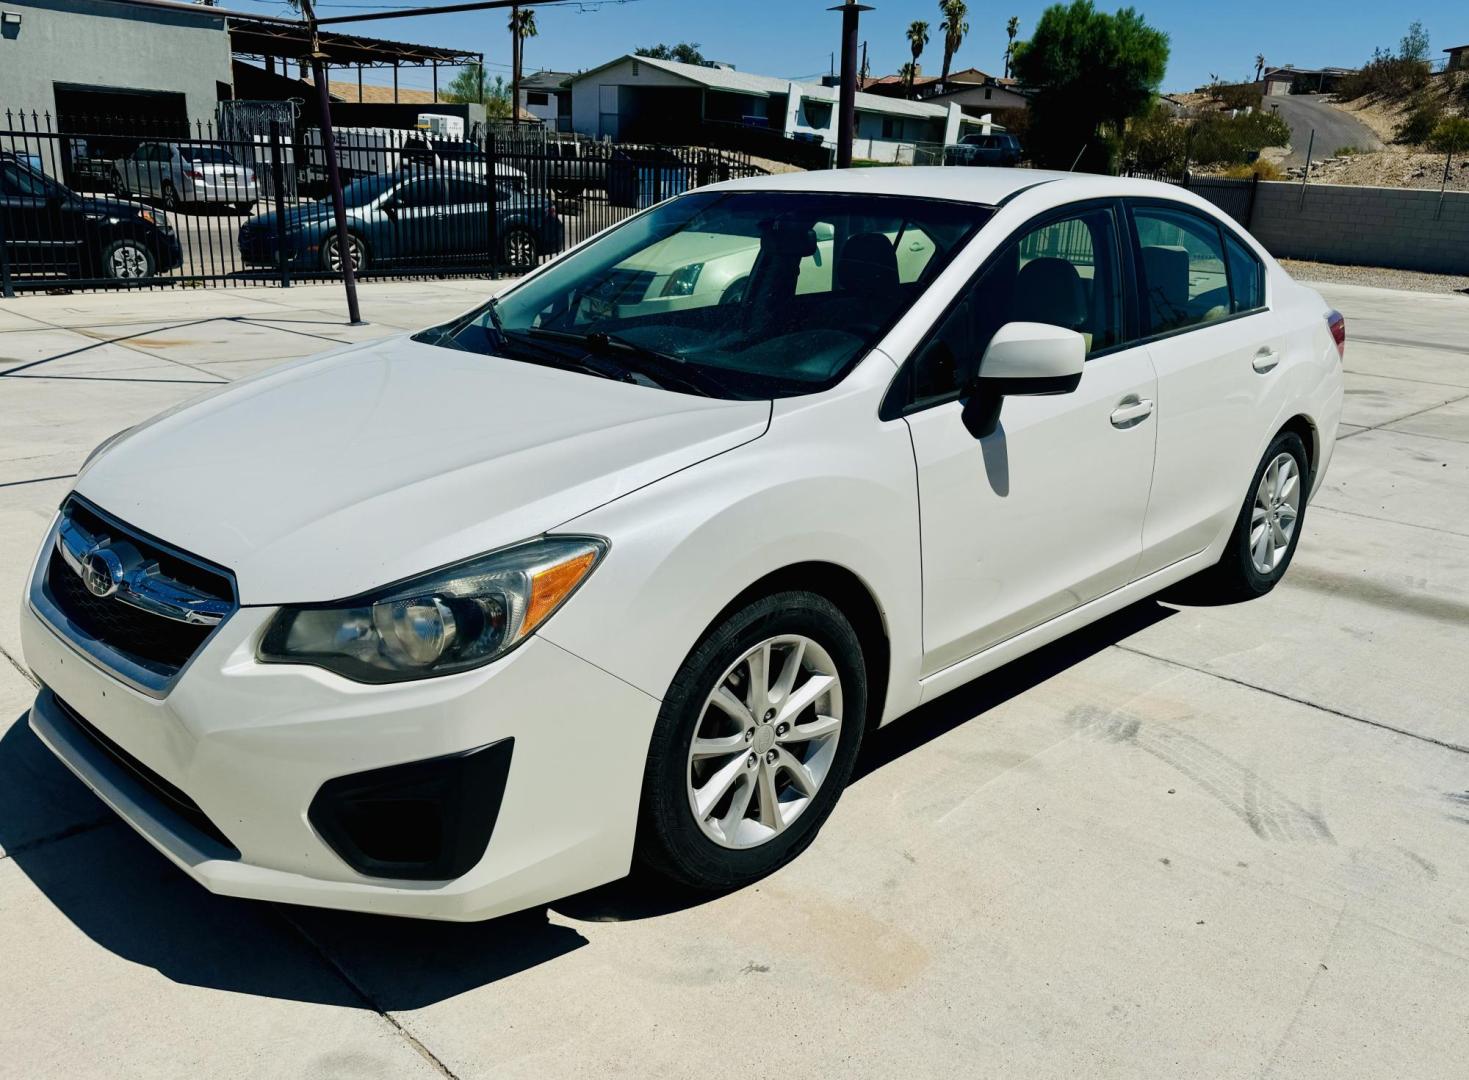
[162,183,177,210]
[107,242,150,279]
[1251,451,1301,574]
[507,230,536,267]
[325,235,363,272]
[686,635,843,849]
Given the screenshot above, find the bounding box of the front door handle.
[1110,397,1154,428]
[1252,347,1281,373]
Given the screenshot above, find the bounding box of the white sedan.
[22,168,1344,921]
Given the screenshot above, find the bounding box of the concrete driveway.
[2,278,1467,1078]
[1268,94,1384,165]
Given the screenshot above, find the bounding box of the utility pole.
[510,4,521,130]
[299,0,362,324]
[829,0,872,168]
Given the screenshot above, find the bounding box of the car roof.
[701,166,1183,208]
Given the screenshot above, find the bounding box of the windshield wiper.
[523,327,730,398]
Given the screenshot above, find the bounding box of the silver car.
[112,142,257,211]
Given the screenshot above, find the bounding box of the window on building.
[526,91,549,106]
[881,116,897,139]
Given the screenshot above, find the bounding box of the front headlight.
[258,536,606,683]
[660,262,704,297]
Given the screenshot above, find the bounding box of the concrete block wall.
[1190,178,1469,276]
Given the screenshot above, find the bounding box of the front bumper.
[21,593,660,921]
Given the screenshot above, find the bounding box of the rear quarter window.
[1224,231,1265,313]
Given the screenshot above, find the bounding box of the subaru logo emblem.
[82,545,125,599]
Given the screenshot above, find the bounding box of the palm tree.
[1254,53,1266,81]
[939,1,969,88]
[906,20,930,98]
[508,6,539,127]
[1004,16,1020,78]
[899,61,918,96]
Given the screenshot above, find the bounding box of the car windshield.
[419,190,989,399]
[182,146,236,164]
[338,174,399,207]
[0,158,66,198]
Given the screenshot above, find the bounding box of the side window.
[392,178,444,208]
[1223,229,1265,313]
[908,206,1122,409]
[446,178,491,204]
[1132,204,1231,334]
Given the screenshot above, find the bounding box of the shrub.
[1335,55,1431,102]
[1188,109,1291,166]
[1122,102,1188,172]
[1427,117,1469,155]
[1222,160,1285,180]
[1334,145,1362,156]
[1210,83,1264,112]
[1395,98,1444,145]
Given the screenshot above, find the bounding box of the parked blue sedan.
[238,173,564,273]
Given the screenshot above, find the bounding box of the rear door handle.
[1252,347,1280,373]
[1110,397,1154,428]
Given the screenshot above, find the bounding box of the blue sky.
[229,0,1466,96]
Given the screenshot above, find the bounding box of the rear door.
[442,177,494,259]
[1127,200,1283,573]
[897,201,1159,672]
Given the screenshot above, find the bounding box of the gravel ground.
[1282,258,1469,294]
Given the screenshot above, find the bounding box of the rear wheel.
[637,591,866,891]
[504,227,538,269]
[161,182,179,211]
[111,170,129,198]
[1199,430,1310,599]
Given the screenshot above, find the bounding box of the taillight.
[1326,309,1346,360]
[184,168,205,180]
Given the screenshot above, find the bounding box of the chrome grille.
[31,497,238,697]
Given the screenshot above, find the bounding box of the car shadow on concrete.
[0,597,1177,1011]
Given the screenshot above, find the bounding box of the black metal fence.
[0,109,762,295]
[1124,169,1261,230]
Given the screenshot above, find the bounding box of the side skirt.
[913,546,1218,706]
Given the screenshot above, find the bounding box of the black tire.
[99,238,156,281]
[1199,430,1310,600]
[111,170,128,198]
[320,232,368,273]
[636,591,867,891]
[720,276,749,306]
[504,227,538,269]
[161,182,178,211]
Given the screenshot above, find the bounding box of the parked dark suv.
[1,153,182,282]
[944,133,1023,167]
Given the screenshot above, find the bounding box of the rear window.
[1224,231,1265,313]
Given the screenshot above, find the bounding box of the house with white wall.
[567,54,989,163]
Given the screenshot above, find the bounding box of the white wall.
[0,0,232,122]
[570,57,702,138]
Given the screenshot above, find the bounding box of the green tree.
[906,19,930,97]
[441,64,512,118]
[508,6,538,124]
[1012,1,1169,172]
[1004,16,1020,77]
[1399,20,1430,62]
[634,42,708,65]
[1254,53,1265,81]
[939,1,969,87]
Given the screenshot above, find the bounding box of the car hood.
[76,336,771,604]
[244,204,337,231]
[71,195,157,220]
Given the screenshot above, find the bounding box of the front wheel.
[321,232,367,273]
[1199,430,1310,599]
[636,591,867,891]
[100,238,155,281]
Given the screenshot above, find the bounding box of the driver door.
[896,202,1159,673]
[385,177,446,264]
